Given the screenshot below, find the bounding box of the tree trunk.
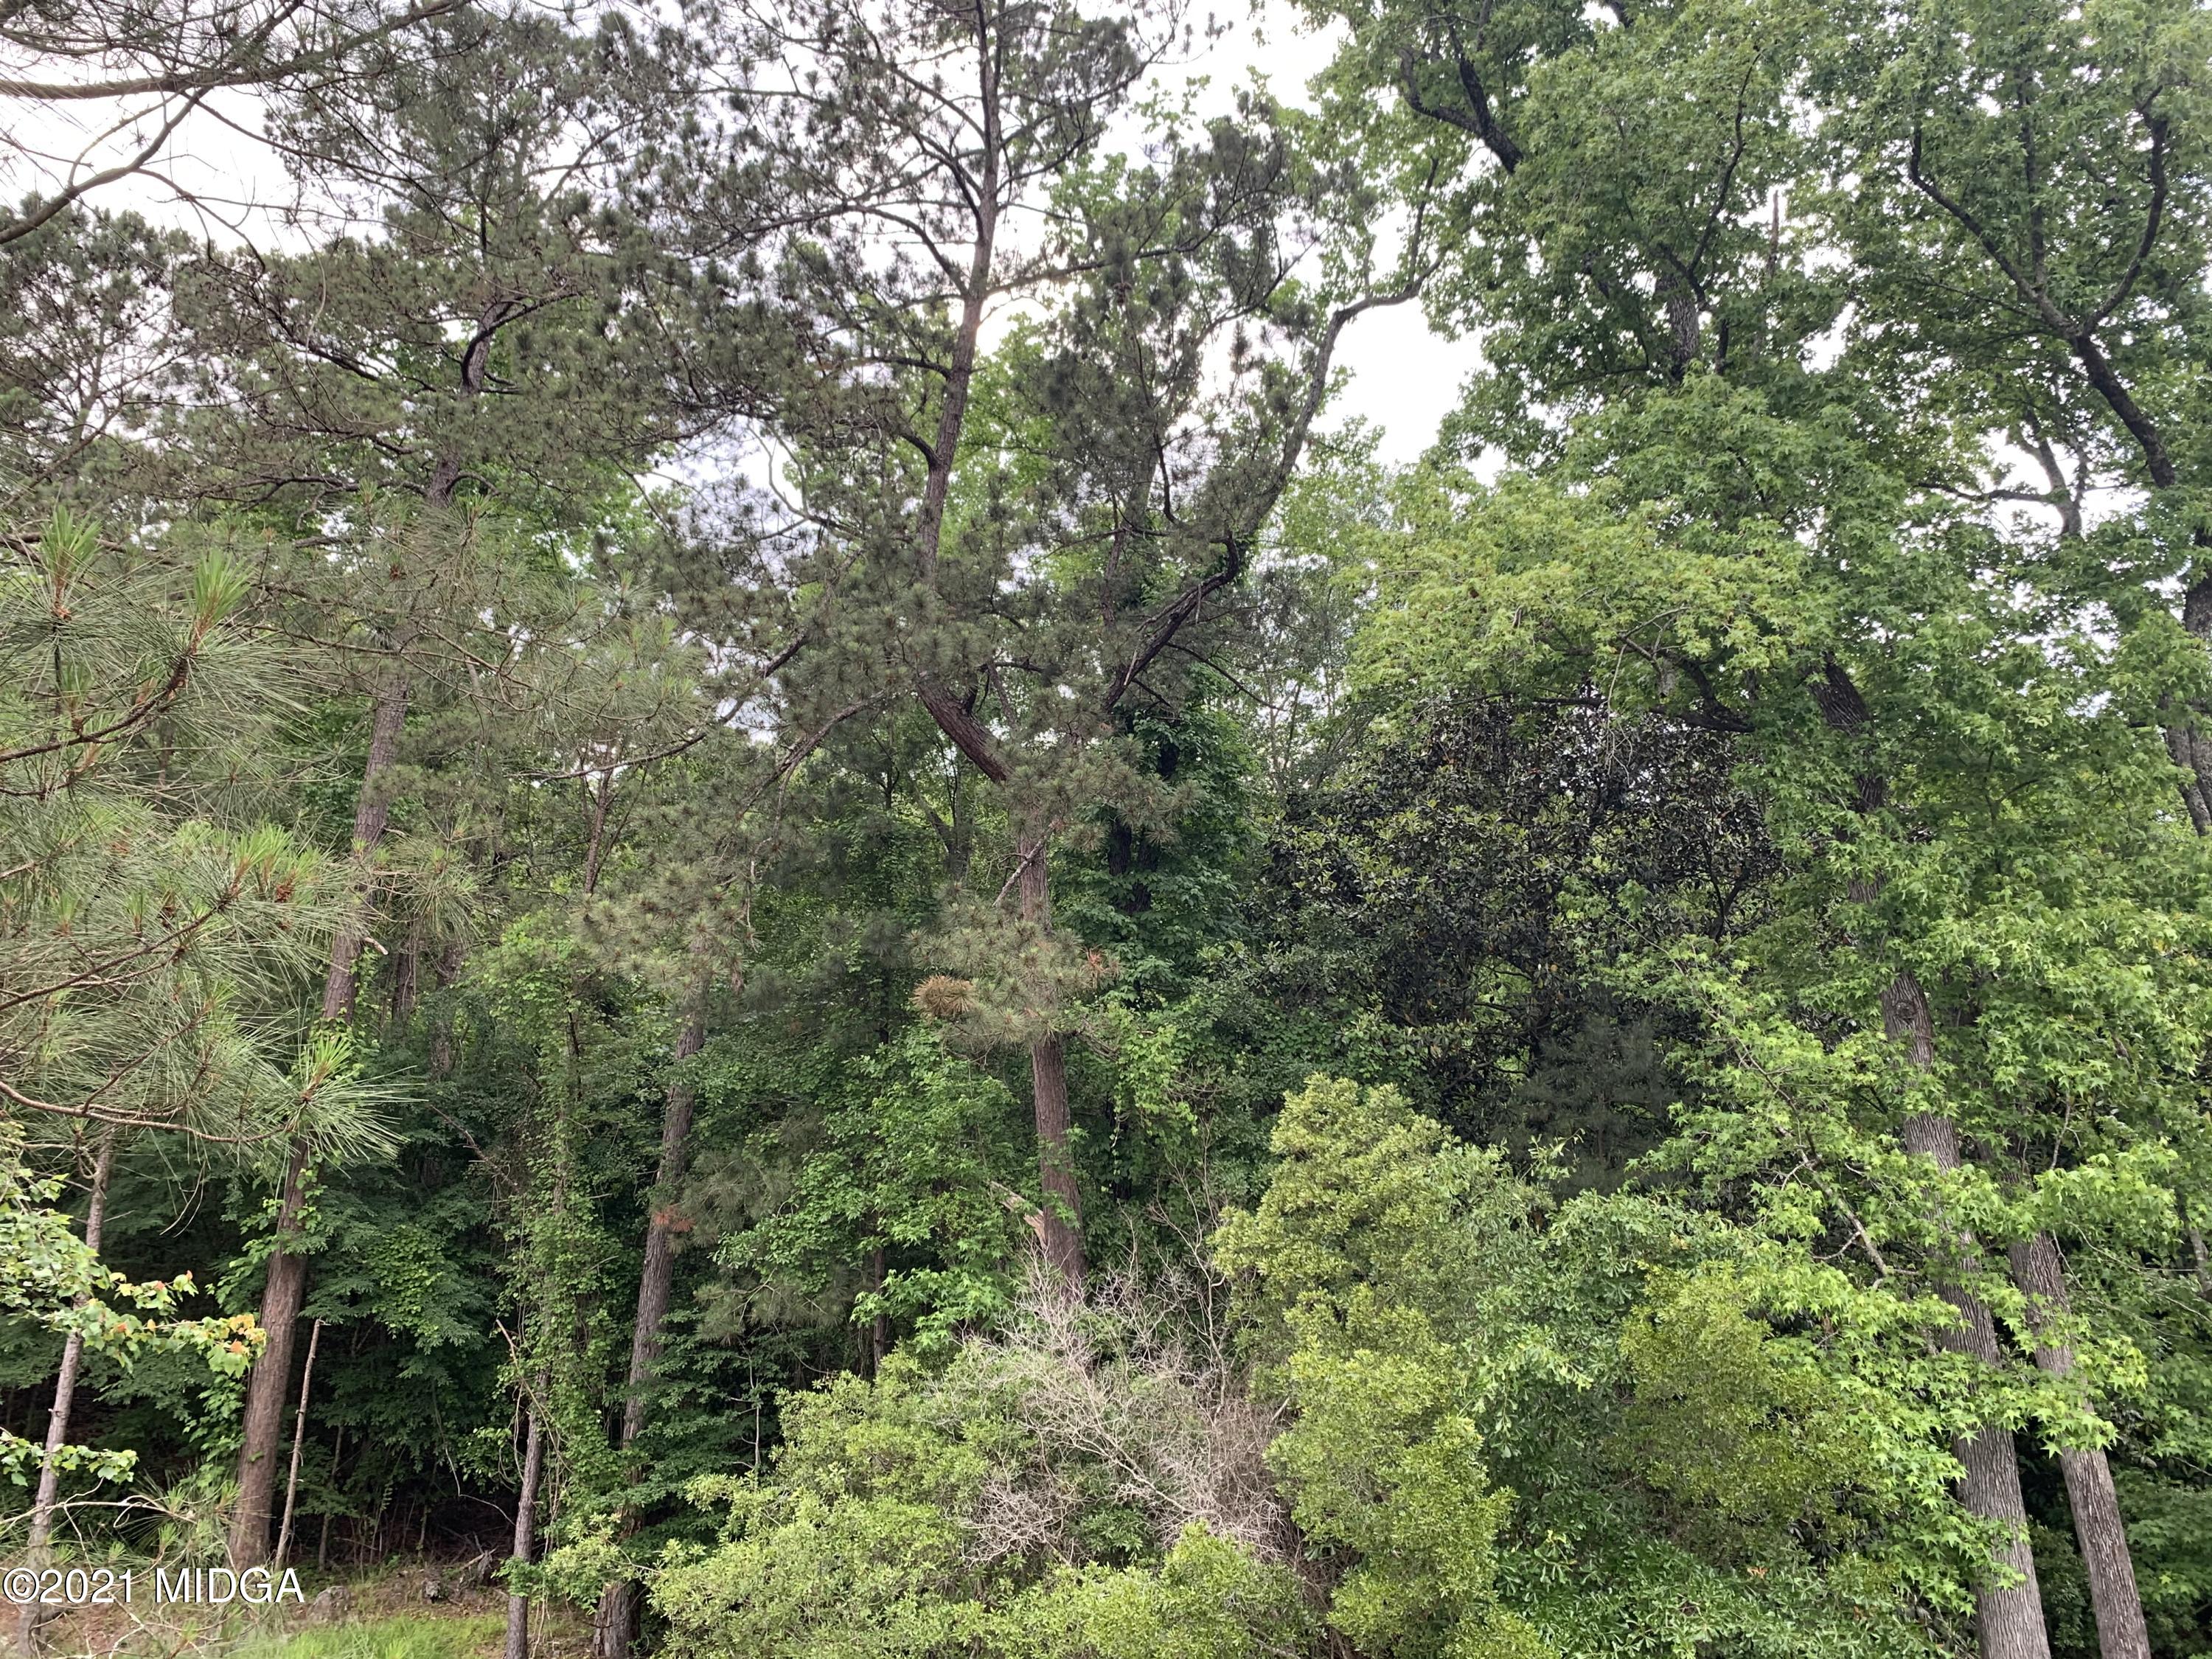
[1898,1099,2050,1659]
[2191,1221,2212,1304]
[1819,628,2050,1659]
[617,1010,706,1448]
[234,665,410,1568]
[592,1580,638,1659]
[2161,724,2212,834]
[2031,292,2212,830]
[389,921,423,1026]
[230,1142,314,1568]
[274,1318,323,1569]
[885,32,1081,1290]
[2146,509,2210,830]
[1884,973,2049,1659]
[323,668,411,1021]
[592,1005,708,1659]
[504,1401,546,1659]
[15,1133,115,1658]
[1016,828,1083,1285]
[2008,1232,2152,1659]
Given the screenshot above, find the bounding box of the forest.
[2,0,2211,1655]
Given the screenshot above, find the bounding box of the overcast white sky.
[4,2,1483,465]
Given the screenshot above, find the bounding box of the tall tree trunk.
[1823,655,2048,1659]
[592,1004,708,1659]
[15,1133,115,1658]
[1884,1020,2046,1658]
[234,665,410,1568]
[888,38,1085,1290]
[321,667,411,1022]
[504,1399,546,1659]
[1016,827,1083,1285]
[389,920,423,1026]
[230,1142,314,1568]
[1883,975,2050,1659]
[2008,1232,2152,1659]
[617,1009,706,1449]
[1902,1110,2049,1659]
[2017,284,2212,828]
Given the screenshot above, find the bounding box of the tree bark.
[1881,973,2049,1659]
[618,1010,706,1448]
[230,1142,314,1568]
[2008,1232,2152,1659]
[1904,1110,2049,1659]
[1895,1095,2050,1659]
[911,111,998,585]
[504,1399,546,1659]
[389,921,423,1026]
[1016,828,1083,1285]
[1819,648,2048,1659]
[2034,282,2212,827]
[15,1133,115,1658]
[2186,1206,2212,1304]
[592,1004,707,1659]
[2161,724,2212,835]
[323,668,411,1021]
[591,1581,637,1659]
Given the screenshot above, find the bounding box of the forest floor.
[32,1569,583,1659]
[230,1611,504,1659]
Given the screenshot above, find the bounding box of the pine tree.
[691,0,1430,1287]
[144,6,710,1566]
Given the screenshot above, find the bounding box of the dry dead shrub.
[957,1253,1293,1568]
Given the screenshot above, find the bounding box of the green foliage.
[1259,689,1770,1179]
[8,0,2212,1654]
[995,1526,1312,1659]
[1220,1078,1980,1657]
[646,1284,1305,1659]
[1214,1078,1548,1659]
[716,1030,1030,1355]
[0,508,362,1151]
[647,1361,1007,1658]
[1613,1270,1865,1539]
[0,1155,261,1486]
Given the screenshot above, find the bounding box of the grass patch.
[227,1613,502,1659]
